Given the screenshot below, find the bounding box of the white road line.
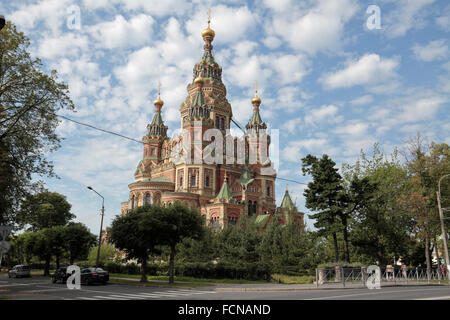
[0,282,49,287]
[306,287,450,300]
[415,296,450,300]
[75,297,98,300]
[92,295,131,300]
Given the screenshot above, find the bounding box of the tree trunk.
[425,233,432,280]
[56,254,60,270]
[44,257,50,277]
[169,246,176,284]
[332,232,339,263]
[341,216,350,263]
[70,255,74,266]
[140,257,147,283]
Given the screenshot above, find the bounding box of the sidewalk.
[213,281,450,292]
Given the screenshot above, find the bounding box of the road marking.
[415,296,450,300]
[306,287,450,300]
[0,282,49,287]
[75,297,98,300]
[92,295,130,300]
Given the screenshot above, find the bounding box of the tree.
[0,22,74,225]
[302,154,349,262]
[109,205,159,282]
[17,191,75,231]
[142,202,204,284]
[87,243,117,268]
[401,136,450,275]
[342,144,412,265]
[64,223,96,265]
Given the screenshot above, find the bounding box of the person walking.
[401,261,408,279]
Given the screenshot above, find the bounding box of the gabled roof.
[216,179,232,201]
[281,190,296,210]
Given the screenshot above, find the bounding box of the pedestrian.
[401,261,408,279]
[386,264,393,281]
[440,264,447,278]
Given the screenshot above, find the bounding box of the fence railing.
[315,266,450,288]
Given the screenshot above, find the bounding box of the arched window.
[205,176,210,187]
[145,193,151,205]
[131,195,136,209]
[248,201,253,216]
[253,202,257,215]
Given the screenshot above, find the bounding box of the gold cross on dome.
[208,8,211,27]
[158,82,161,97]
[254,80,258,96]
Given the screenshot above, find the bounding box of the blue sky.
[2,0,449,234]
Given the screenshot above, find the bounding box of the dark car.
[81,267,109,285]
[52,267,71,284]
[8,265,31,278]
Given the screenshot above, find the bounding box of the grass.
[270,274,315,284]
[109,273,269,284]
[0,296,9,300]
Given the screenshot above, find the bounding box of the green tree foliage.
[0,22,74,225]
[87,243,117,269]
[64,223,97,265]
[109,205,160,282]
[144,202,204,284]
[302,154,349,262]
[17,191,75,231]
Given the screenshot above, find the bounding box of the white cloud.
[350,95,374,106]
[321,54,400,90]
[88,14,154,50]
[9,0,73,35]
[36,33,90,59]
[185,4,257,45]
[304,105,342,126]
[413,39,448,62]
[384,0,435,38]
[270,0,359,55]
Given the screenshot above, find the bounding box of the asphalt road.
[1,275,450,300]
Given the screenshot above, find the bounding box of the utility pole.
[88,186,105,268]
[437,174,450,280]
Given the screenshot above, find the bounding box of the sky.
[2,0,449,234]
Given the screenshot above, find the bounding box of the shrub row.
[104,261,272,280]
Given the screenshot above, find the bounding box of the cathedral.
[120,15,304,232]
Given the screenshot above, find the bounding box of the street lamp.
[0,15,5,30]
[437,174,450,280]
[87,186,105,268]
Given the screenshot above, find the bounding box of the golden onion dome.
[194,76,204,85]
[251,95,261,105]
[202,26,215,39]
[154,96,164,106]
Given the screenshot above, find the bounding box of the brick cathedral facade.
[120,17,303,231]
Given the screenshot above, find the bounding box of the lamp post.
[87,186,105,268]
[0,15,5,30]
[437,174,450,280]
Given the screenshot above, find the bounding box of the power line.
[58,114,309,186]
[57,114,143,144]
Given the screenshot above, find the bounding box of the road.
[1,275,450,300]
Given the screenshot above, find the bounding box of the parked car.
[81,267,109,285]
[8,265,31,278]
[52,267,71,284]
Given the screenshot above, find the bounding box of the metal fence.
[315,266,450,288]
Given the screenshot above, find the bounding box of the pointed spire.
[281,187,296,210]
[246,81,266,131]
[148,83,167,137]
[216,171,232,201]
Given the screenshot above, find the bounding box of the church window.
[151,148,156,156]
[205,176,210,187]
[191,175,196,187]
[145,193,151,205]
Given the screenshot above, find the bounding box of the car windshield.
[94,268,104,272]
[21,266,29,270]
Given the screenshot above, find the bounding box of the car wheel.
[52,277,56,284]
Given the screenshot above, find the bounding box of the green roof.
[281,190,296,210]
[191,90,205,108]
[249,108,263,126]
[238,166,254,188]
[216,180,232,201]
[255,214,271,228]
